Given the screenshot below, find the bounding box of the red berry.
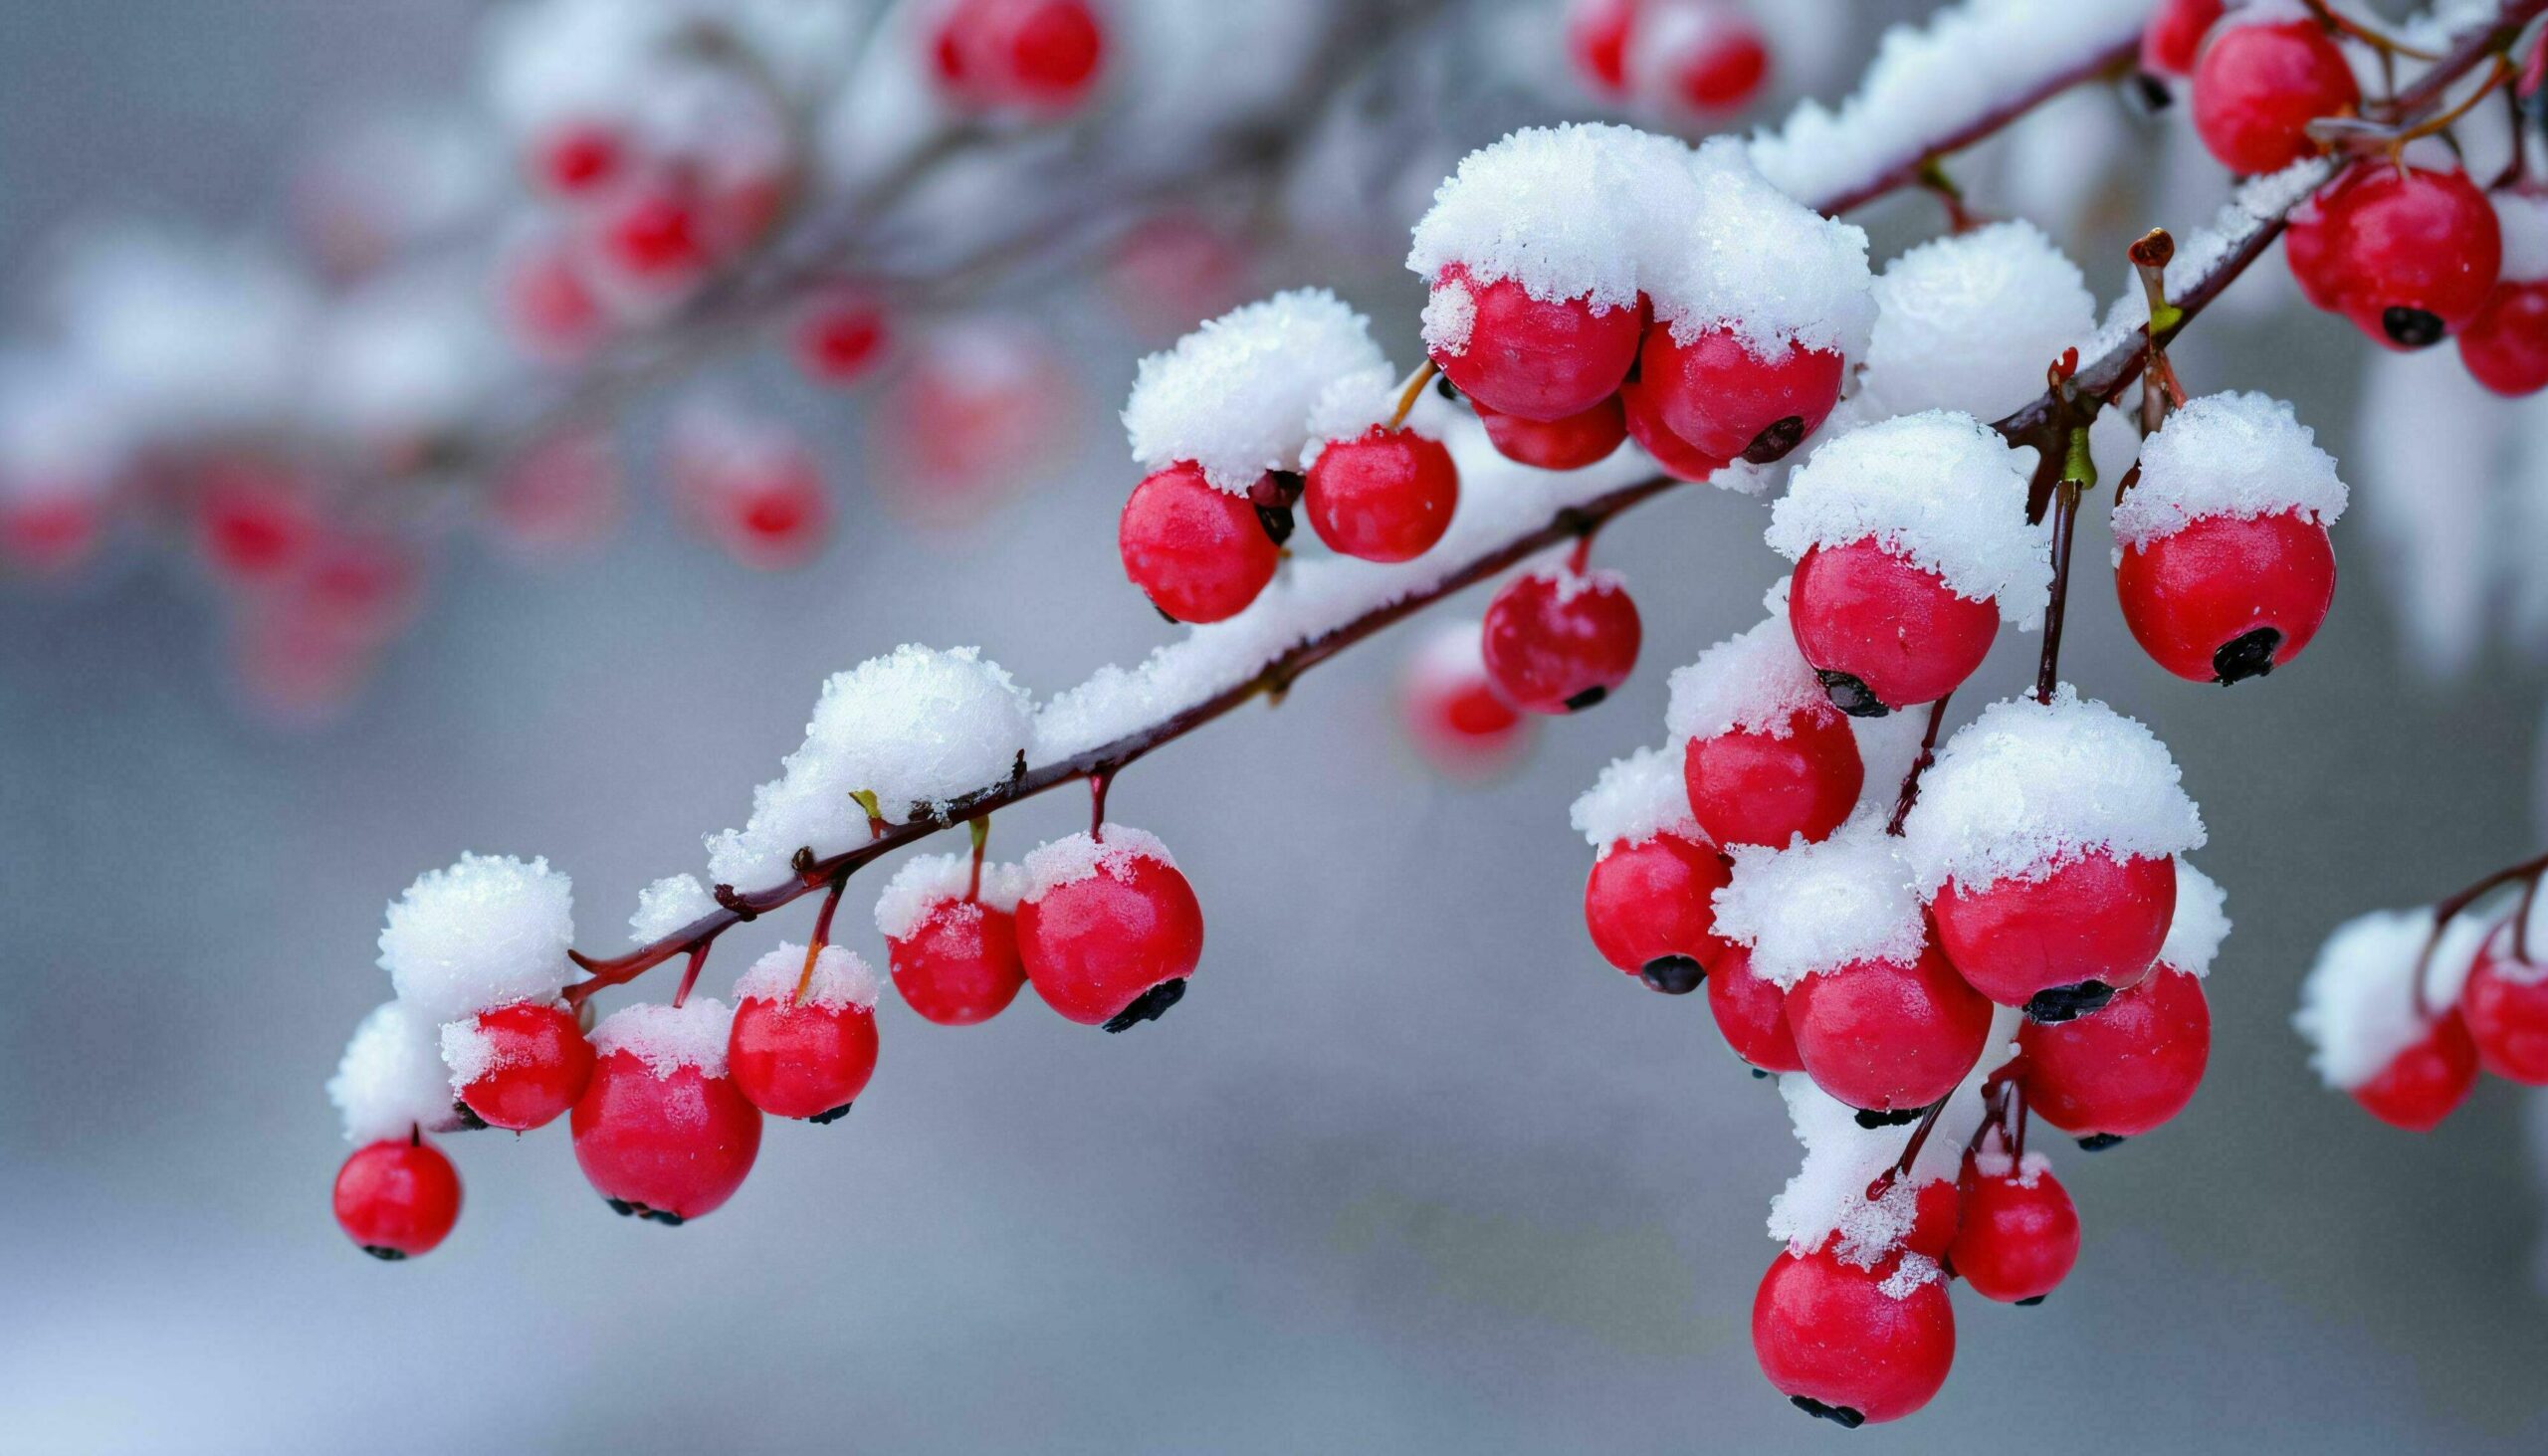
[2116,510,2336,684]
[1480,568,1642,714]
[1304,426,1460,563]
[1427,266,1643,421]
[933,0,1107,114]
[730,986,880,1122]
[599,183,711,282]
[2350,1009,2479,1131]
[1472,395,1628,470]
[1401,620,1532,778]
[503,239,605,361]
[1118,462,1280,624]
[793,291,891,387]
[1680,706,1863,849]
[1619,371,1730,483]
[2458,280,2548,395]
[1949,1152,2080,1304]
[536,122,623,196]
[1933,851,2177,1012]
[1017,832,1206,1027]
[1904,1176,1961,1261]
[2018,965,2211,1139]
[1566,0,1638,97]
[449,1000,595,1133]
[2284,166,2502,348]
[2190,19,2358,175]
[1786,940,1995,1114]
[197,462,316,583]
[712,455,832,571]
[333,1137,462,1260]
[2142,0,2226,77]
[888,897,1029,1026]
[570,1038,763,1223]
[1788,539,1999,714]
[1752,1247,1955,1427]
[1637,325,1841,464]
[1708,944,1804,1074]
[2459,936,2548,1085]
[1656,10,1771,116]
[1585,830,1733,990]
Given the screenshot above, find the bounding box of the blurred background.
[5,1,2548,1452]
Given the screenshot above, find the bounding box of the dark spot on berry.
[2383,306,2444,349]
[1152,599,1180,626]
[2024,980,2116,1023]
[1253,503,1295,547]
[1854,1106,1923,1129]
[1815,669,1889,719]
[1790,1395,1866,1429]
[361,1245,408,1262]
[1751,1067,1772,1080]
[1639,954,1706,994]
[2127,72,2174,116]
[808,1102,855,1125]
[606,1197,638,1217]
[450,1100,489,1132]
[1563,685,1608,712]
[2015,1295,2046,1307]
[1105,976,1188,1033]
[1434,374,1460,401]
[2211,627,2281,685]
[1742,414,1807,464]
[2077,1133,2128,1152]
[640,1208,686,1227]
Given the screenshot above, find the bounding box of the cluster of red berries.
[928,0,1109,118]
[1566,0,1774,122]
[2308,890,2548,1135]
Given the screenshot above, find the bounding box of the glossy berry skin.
[1637,326,1842,464]
[2142,0,2226,77]
[1619,372,1731,483]
[2349,1010,2479,1132]
[793,294,890,387]
[1566,0,1637,97]
[333,1138,462,1260]
[1789,540,1999,714]
[1118,462,1280,624]
[1904,1177,1961,1261]
[1681,707,1864,850]
[1018,852,1206,1026]
[452,1000,595,1133]
[1950,1157,2081,1305]
[1480,570,1641,714]
[888,898,1029,1026]
[1753,1248,1955,1427]
[1584,831,1734,984]
[1933,851,2177,1011]
[2458,941,2548,1085]
[2117,511,2337,685]
[1708,945,1805,1074]
[1304,427,1460,562]
[2458,281,2548,396]
[2019,964,2211,1138]
[1786,942,1996,1114]
[2190,19,2359,175]
[1428,267,1643,421]
[570,1051,764,1222]
[933,0,1107,114]
[730,992,880,1121]
[2285,167,2502,348]
[1472,396,1627,471]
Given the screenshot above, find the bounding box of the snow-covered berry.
[442,999,594,1133]
[377,853,578,1026]
[1017,826,1205,1029]
[1480,567,1641,714]
[2297,909,2489,1132]
[877,851,1030,1026]
[1117,462,1279,624]
[1752,1247,1955,1427]
[1574,746,1731,991]
[1669,605,1865,849]
[572,1000,762,1222]
[729,944,882,1122]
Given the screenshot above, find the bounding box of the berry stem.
[1885,694,1954,836]
[2033,425,2097,706]
[1089,764,1117,839]
[2410,846,2548,1012]
[1863,1094,1953,1202]
[966,815,990,901]
[2302,0,2444,62]
[792,872,851,1004]
[670,942,711,1010]
[1388,360,1441,431]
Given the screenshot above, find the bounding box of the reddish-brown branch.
[1886,695,1954,836]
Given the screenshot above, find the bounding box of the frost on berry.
[733,942,883,1014]
[329,1001,472,1144]
[1571,743,1705,855]
[1406,122,1689,320]
[2295,909,2487,1093]
[2111,392,2349,552]
[376,853,577,1024]
[2159,860,2232,979]
[1663,591,1830,744]
[1121,289,1385,494]
[1712,818,1927,992]
[1644,138,1874,362]
[875,851,1028,941]
[1857,221,2094,422]
[590,998,737,1081]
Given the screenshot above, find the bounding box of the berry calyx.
[571,1004,763,1223]
[1707,944,1804,1074]
[1426,266,1643,421]
[1472,395,1628,471]
[2115,510,2337,685]
[1636,325,1842,465]
[1949,1150,2081,1305]
[1017,828,1206,1029]
[1680,705,1863,849]
[1931,851,2177,1014]
[1584,829,1734,988]
[1303,426,1460,563]
[1117,461,1281,624]
[1480,567,1643,714]
[2018,964,2211,1138]
[2458,280,2548,396]
[447,1000,595,1133]
[2284,166,2502,349]
[2142,0,2226,78]
[729,947,882,1122]
[1752,1247,1955,1427]
[1619,371,1731,483]
[1785,940,1996,1114]
[793,291,891,388]
[2189,18,2359,175]
[2349,1009,2479,1132]
[885,886,1029,1027]
[1788,538,2000,714]
[333,1136,463,1260]
[2458,936,2548,1085]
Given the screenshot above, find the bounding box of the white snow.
[1571,744,1707,853]
[1767,410,2050,624]
[376,853,577,1024]
[1405,122,1695,314]
[1849,709,1933,817]
[733,942,882,1012]
[2162,860,2232,979]
[328,1000,466,1143]
[1900,687,2205,897]
[1663,598,1828,743]
[438,1015,503,1091]
[2111,392,2349,551]
[2496,191,2548,284]
[1646,138,1875,362]
[1021,825,1178,900]
[1712,817,1927,989]
[1878,1252,1944,1298]
[1857,221,2096,423]
[2296,908,2486,1090]
[1122,289,1387,493]
[630,874,717,943]
[590,998,736,1080]
[873,850,1027,940]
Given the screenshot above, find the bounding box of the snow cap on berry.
[734,942,882,1013]
[1858,220,2095,421]
[328,1000,467,1143]
[1899,687,2207,898]
[1571,743,1707,854]
[2493,190,2548,284]
[874,850,1027,940]
[1712,817,1927,990]
[630,874,717,942]
[1664,593,1827,742]
[2111,392,2349,552]
[1766,410,2050,625]
[1299,365,1446,469]
[2295,908,2487,1090]
[377,853,577,1023]
[1406,122,1695,319]
[590,998,737,1079]
[1122,289,1386,492]
[2161,860,2232,979]
[438,1014,507,1093]
[1645,138,1874,361]
[1022,824,1177,900]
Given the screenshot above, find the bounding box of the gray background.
[4,3,2545,1453]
